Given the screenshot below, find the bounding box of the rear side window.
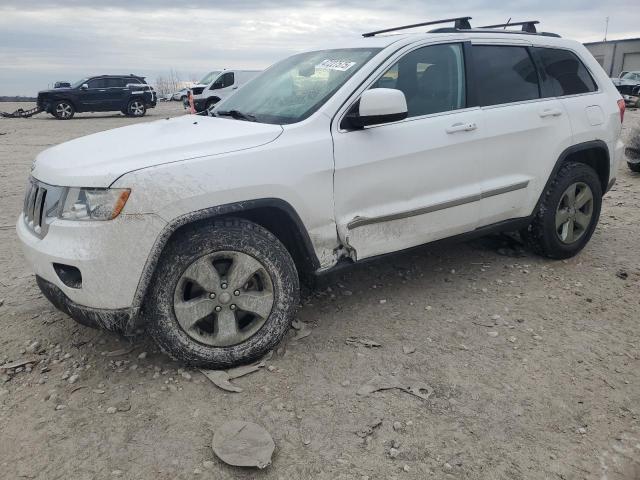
[473,45,540,106]
[106,78,125,88]
[534,47,597,97]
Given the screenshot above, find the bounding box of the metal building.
[584,38,640,77]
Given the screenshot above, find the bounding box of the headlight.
[60,188,130,221]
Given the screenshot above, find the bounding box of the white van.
[190,70,261,111]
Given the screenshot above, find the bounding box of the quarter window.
[372,43,466,118]
[534,47,597,96]
[473,45,540,106]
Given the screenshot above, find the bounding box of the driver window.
[213,72,235,89]
[372,43,466,118]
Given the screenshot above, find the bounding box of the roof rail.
[480,20,539,33]
[362,16,472,37]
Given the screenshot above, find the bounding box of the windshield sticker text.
[315,59,357,72]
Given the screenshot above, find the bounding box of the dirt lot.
[1,102,639,480]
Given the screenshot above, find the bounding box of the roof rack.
[479,20,539,33]
[362,16,471,37]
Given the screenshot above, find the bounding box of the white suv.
[17,19,626,368]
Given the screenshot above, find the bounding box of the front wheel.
[126,99,146,117]
[53,100,74,120]
[146,219,299,368]
[520,162,602,259]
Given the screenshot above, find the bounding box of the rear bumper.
[36,276,132,332]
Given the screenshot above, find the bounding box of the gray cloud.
[1,1,638,95]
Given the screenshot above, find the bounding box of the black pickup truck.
[37,75,157,119]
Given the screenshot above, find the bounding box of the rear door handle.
[539,108,563,118]
[446,122,477,134]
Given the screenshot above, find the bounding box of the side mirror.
[347,88,407,128]
[81,83,89,90]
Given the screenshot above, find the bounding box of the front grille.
[23,179,64,238]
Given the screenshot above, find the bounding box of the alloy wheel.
[130,101,145,116]
[56,103,73,119]
[555,181,594,244]
[173,251,274,347]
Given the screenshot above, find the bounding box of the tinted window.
[105,78,126,88]
[87,78,107,89]
[473,46,539,106]
[535,48,597,96]
[372,43,466,117]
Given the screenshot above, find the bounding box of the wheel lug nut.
[221,283,228,289]
[209,293,216,299]
[214,306,222,312]
[230,304,236,311]
[234,290,240,296]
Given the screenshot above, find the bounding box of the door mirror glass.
[349,88,407,128]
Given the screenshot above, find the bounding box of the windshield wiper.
[215,109,256,122]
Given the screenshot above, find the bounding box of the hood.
[32,115,284,187]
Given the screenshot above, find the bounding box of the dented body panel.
[16,30,625,330]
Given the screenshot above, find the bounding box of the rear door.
[105,77,129,110]
[470,43,573,226]
[332,42,484,260]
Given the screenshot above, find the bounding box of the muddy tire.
[146,218,299,368]
[520,162,602,259]
[53,100,74,120]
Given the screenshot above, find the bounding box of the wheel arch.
[131,198,320,317]
[556,141,610,193]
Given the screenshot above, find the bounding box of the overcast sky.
[1,0,638,95]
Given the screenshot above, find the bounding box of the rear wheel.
[146,219,299,368]
[53,101,74,120]
[520,162,602,259]
[126,99,146,117]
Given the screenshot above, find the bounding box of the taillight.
[617,99,625,123]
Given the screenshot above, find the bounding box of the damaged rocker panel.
[347,180,529,230]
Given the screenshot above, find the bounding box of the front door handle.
[539,108,563,118]
[446,122,477,134]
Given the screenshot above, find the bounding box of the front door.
[332,42,484,260]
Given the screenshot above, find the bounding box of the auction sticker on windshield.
[315,59,357,71]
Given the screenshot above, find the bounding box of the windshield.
[199,71,222,85]
[214,48,381,124]
[621,72,640,81]
[71,78,88,88]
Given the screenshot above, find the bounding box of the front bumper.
[37,276,132,332]
[17,211,166,312]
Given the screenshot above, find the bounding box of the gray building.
[584,38,640,77]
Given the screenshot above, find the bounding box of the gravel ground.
[1,102,639,480]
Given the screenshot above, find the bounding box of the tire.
[53,100,74,120]
[520,162,602,259]
[126,99,146,117]
[628,161,640,173]
[146,218,299,368]
[180,95,187,102]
